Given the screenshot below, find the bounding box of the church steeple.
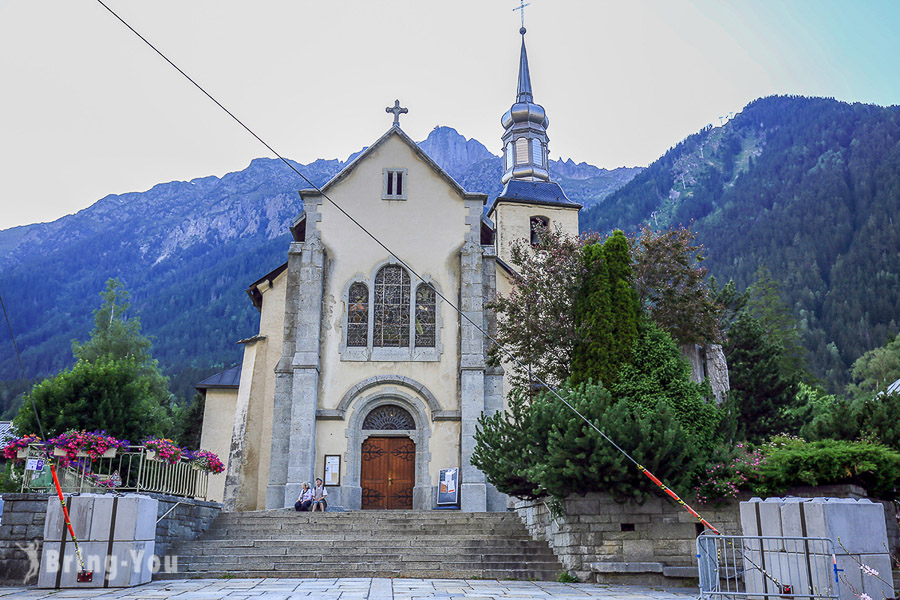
[516,32,533,104]
[501,27,550,184]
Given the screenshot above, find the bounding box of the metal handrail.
[14,443,210,500]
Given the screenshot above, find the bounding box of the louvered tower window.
[515,138,529,165]
[532,140,543,166]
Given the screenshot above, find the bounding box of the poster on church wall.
[324,455,341,486]
[437,468,459,506]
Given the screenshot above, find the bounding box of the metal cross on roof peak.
[513,0,530,29]
[386,100,408,127]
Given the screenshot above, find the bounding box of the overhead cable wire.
[93,0,721,534]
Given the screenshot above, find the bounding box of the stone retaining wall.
[513,492,742,583]
[0,493,48,585]
[512,485,897,584]
[0,492,221,585]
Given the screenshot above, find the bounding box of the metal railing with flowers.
[3,432,223,501]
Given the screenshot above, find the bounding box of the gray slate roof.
[195,365,241,391]
[488,180,581,216]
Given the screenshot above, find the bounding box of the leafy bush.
[473,383,703,502]
[751,436,900,499]
[695,443,765,505]
[799,385,900,452]
[471,388,554,500]
[613,322,718,449]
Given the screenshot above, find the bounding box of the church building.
[198,27,581,512]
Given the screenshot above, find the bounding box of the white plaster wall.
[199,388,238,503]
[254,273,286,508]
[492,202,579,266]
[316,136,468,418]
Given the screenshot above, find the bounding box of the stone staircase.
[161,510,564,580]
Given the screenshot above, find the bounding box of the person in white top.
[294,482,313,511]
[311,477,328,512]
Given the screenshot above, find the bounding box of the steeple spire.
[516,29,533,104]
[500,26,550,184]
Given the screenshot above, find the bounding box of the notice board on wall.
[437,468,459,506]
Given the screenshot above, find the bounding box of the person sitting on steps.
[311,477,328,512]
[294,482,313,511]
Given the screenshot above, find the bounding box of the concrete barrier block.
[739,499,762,536]
[107,541,155,587]
[856,553,893,600]
[114,496,157,541]
[819,499,887,555]
[38,540,107,588]
[43,496,94,543]
[88,496,114,542]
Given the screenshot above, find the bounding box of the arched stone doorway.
[361,405,416,510]
[343,390,432,510]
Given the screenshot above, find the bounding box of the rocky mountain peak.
[417,126,497,181]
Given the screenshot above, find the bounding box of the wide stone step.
[177,538,543,550]
[165,510,564,581]
[200,530,532,540]
[180,551,558,564]
[157,567,560,580]
[180,545,556,558]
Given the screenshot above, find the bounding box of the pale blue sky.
[1,0,898,230]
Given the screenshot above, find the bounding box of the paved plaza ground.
[0,578,699,600]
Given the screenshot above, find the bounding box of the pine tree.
[570,231,640,387]
[725,312,800,441]
[14,279,173,439]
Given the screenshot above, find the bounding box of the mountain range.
[582,95,900,390]
[2,95,899,415]
[0,126,640,413]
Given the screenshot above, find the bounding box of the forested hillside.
[582,96,900,391]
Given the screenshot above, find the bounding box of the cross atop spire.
[513,0,530,29]
[385,99,408,127]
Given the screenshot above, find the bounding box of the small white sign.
[25,458,44,472]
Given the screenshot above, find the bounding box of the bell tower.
[500,27,551,184]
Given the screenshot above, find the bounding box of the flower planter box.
[76,451,90,457]
[146,450,159,461]
[102,448,117,459]
[53,448,67,457]
[16,448,29,459]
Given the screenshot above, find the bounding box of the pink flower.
[859,564,879,577]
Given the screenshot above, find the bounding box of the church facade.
[198,28,586,512]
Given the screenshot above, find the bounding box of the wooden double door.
[360,436,415,509]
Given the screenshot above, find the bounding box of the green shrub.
[613,322,718,449]
[751,436,900,499]
[473,382,703,502]
[799,386,900,452]
[695,443,766,505]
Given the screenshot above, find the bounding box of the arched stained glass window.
[347,283,368,347]
[374,265,410,347]
[415,284,436,348]
[362,405,416,430]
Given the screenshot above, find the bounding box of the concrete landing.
[0,577,700,600]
